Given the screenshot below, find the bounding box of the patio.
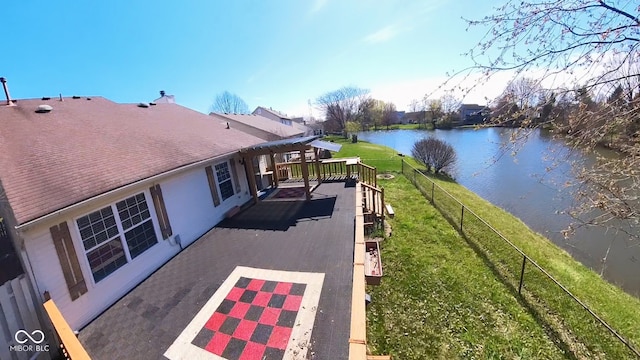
[77,181,355,360]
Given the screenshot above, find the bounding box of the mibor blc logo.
[10,329,50,353]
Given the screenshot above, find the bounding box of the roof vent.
[86,97,92,100]
[149,102,156,106]
[35,104,53,113]
[138,102,150,108]
[41,97,50,100]
[72,95,81,99]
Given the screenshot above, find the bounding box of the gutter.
[15,150,241,233]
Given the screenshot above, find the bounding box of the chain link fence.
[401,159,639,359]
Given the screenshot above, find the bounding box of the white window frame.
[214,161,235,201]
[75,191,160,284]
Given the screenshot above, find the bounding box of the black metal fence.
[401,159,640,359]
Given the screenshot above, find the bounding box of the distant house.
[210,112,305,190]
[404,110,433,124]
[253,106,293,125]
[211,112,304,141]
[153,90,176,104]
[392,111,407,124]
[253,106,313,136]
[0,95,264,331]
[459,104,488,125]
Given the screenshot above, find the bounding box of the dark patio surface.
[78,182,355,360]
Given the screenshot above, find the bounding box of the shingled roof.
[210,113,304,138]
[0,97,264,225]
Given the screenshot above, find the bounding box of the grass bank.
[329,136,640,359]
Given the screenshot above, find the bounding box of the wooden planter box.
[365,241,382,285]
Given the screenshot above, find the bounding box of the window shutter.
[50,222,87,301]
[205,166,221,207]
[229,159,241,193]
[149,184,173,239]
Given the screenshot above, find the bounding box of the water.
[357,128,640,296]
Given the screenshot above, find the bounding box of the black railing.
[401,159,640,359]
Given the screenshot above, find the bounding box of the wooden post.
[270,152,278,188]
[381,187,385,230]
[374,168,377,187]
[300,147,311,201]
[243,156,259,204]
[314,148,322,184]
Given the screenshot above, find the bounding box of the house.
[253,106,293,125]
[253,106,314,136]
[210,112,306,191]
[458,104,488,125]
[404,110,434,124]
[211,112,304,141]
[0,93,265,332]
[152,90,176,104]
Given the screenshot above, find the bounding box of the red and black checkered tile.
[191,277,306,360]
[271,187,307,199]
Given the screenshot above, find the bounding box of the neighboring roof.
[0,97,265,225]
[252,106,291,120]
[211,113,304,138]
[239,135,320,154]
[291,121,312,134]
[153,94,175,104]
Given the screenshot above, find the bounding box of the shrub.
[411,137,457,174]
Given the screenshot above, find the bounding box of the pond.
[357,128,639,296]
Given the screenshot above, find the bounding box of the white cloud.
[310,0,328,13]
[368,74,510,110]
[363,25,401,44]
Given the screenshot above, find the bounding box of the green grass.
[331,137,640,359]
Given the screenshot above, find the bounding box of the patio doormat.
[164,266,324,360]
[267,187,307,200]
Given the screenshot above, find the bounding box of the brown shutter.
[205,166,221,207]
[229,159,241,193]
[149,184,172,239]
[50,222,87,301]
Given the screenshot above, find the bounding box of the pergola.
[238,135,342,203]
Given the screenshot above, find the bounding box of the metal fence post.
[401,158,404,174]
[519,256,527,294]
[431,182,435,203]
[460,206,464,232]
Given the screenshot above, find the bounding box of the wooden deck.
[77,182,356,360]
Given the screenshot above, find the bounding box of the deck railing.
[275,158,377,187]
[43,296,91,360]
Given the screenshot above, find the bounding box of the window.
[76,192,158,283]
[215,162,235,201]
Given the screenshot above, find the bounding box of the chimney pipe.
[0,77,15,106]
[160,90,166,97]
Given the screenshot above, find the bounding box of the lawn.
[329,136,640,359]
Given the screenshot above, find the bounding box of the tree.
[464,0,640,239]
[411,137,457,174]
[210,91,249,114]
[315,86,370,133]
[380,102,397,130]
[408,99,427,127]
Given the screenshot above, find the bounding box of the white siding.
[20,157,251,331]
[161,157,251,248]
[23,189,179,330]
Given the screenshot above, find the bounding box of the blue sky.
[3,0,502,117]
